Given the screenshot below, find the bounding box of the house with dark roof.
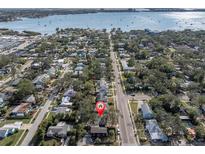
[90,126,108,137]
[145,119,168,142]
[96,92,108,103]
[0,67,11,76]
[32,74,50,89]
[96,79,108,103]
[141,103,154,119]
[0,127,17,139]
[10,78,22,87]
[201,104,205,114]
[73,63,85,76]
[46,122,70,138]
[0,129,13,139]
[10,103,31,118]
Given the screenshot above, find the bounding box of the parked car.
[117,128,120,135]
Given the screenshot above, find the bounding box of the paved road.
[109,34,138,146]
[21,64,67,146]
[21,94,54,146]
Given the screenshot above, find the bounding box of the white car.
[117,128,120,135]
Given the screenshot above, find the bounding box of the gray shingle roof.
[90,126,107,134]
[46,122,68,138]
[141,103,154,119]
[146,119,168,142]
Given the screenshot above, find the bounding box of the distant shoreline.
[1,8,205,22]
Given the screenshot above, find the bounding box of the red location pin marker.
[96,101,106,117]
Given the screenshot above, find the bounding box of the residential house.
[79,59,87,64]
[75,66,84,72]
[76,63,85,68]
[62,64,70,71]
[179,116,191,121]
[0,69,8,76]
[77,50,86,58]
[46,122,70,138]
[96,79,108,103]
[138,43,145,49]
[59,87,76,107]
[73,63,85,76]
[0,128,16,139]
[88,50,97,56]
[119,53,130,59]
[121,60,135,72]
[117,43,125,48]
[0,93,6,108]
[145,119,168,142]
[32,74,50,89]
[98,78,108,93]
[63,88,76,97]
[90,126,108,137]
[2,122,22,130]
[201,105,205,114]
[96,92,108,103]
[0,66,11,76]
[141,103,154,120]
[100,62,106,69]
[24,94,36,105]
[118,47,125,52]
[60,96,73,107]
[31,62,42,69]
[47,67,56,78]
[10,103,31,118]
[69,52,77,57]
[57,59,64,65]
[0,97,4,108]
[10,78,22,87]
[52,59,64,67]
[51,107,71,115]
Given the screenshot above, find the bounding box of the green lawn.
[130,101,138,114]
[0,130,23,146]
[40,139,61,146]
[130,101,148,144]
[0,119,30,127]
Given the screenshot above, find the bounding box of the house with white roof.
[60,96,73,107]
[0,93,6,108]
[121,60,135,72]
[2,122,22,130]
